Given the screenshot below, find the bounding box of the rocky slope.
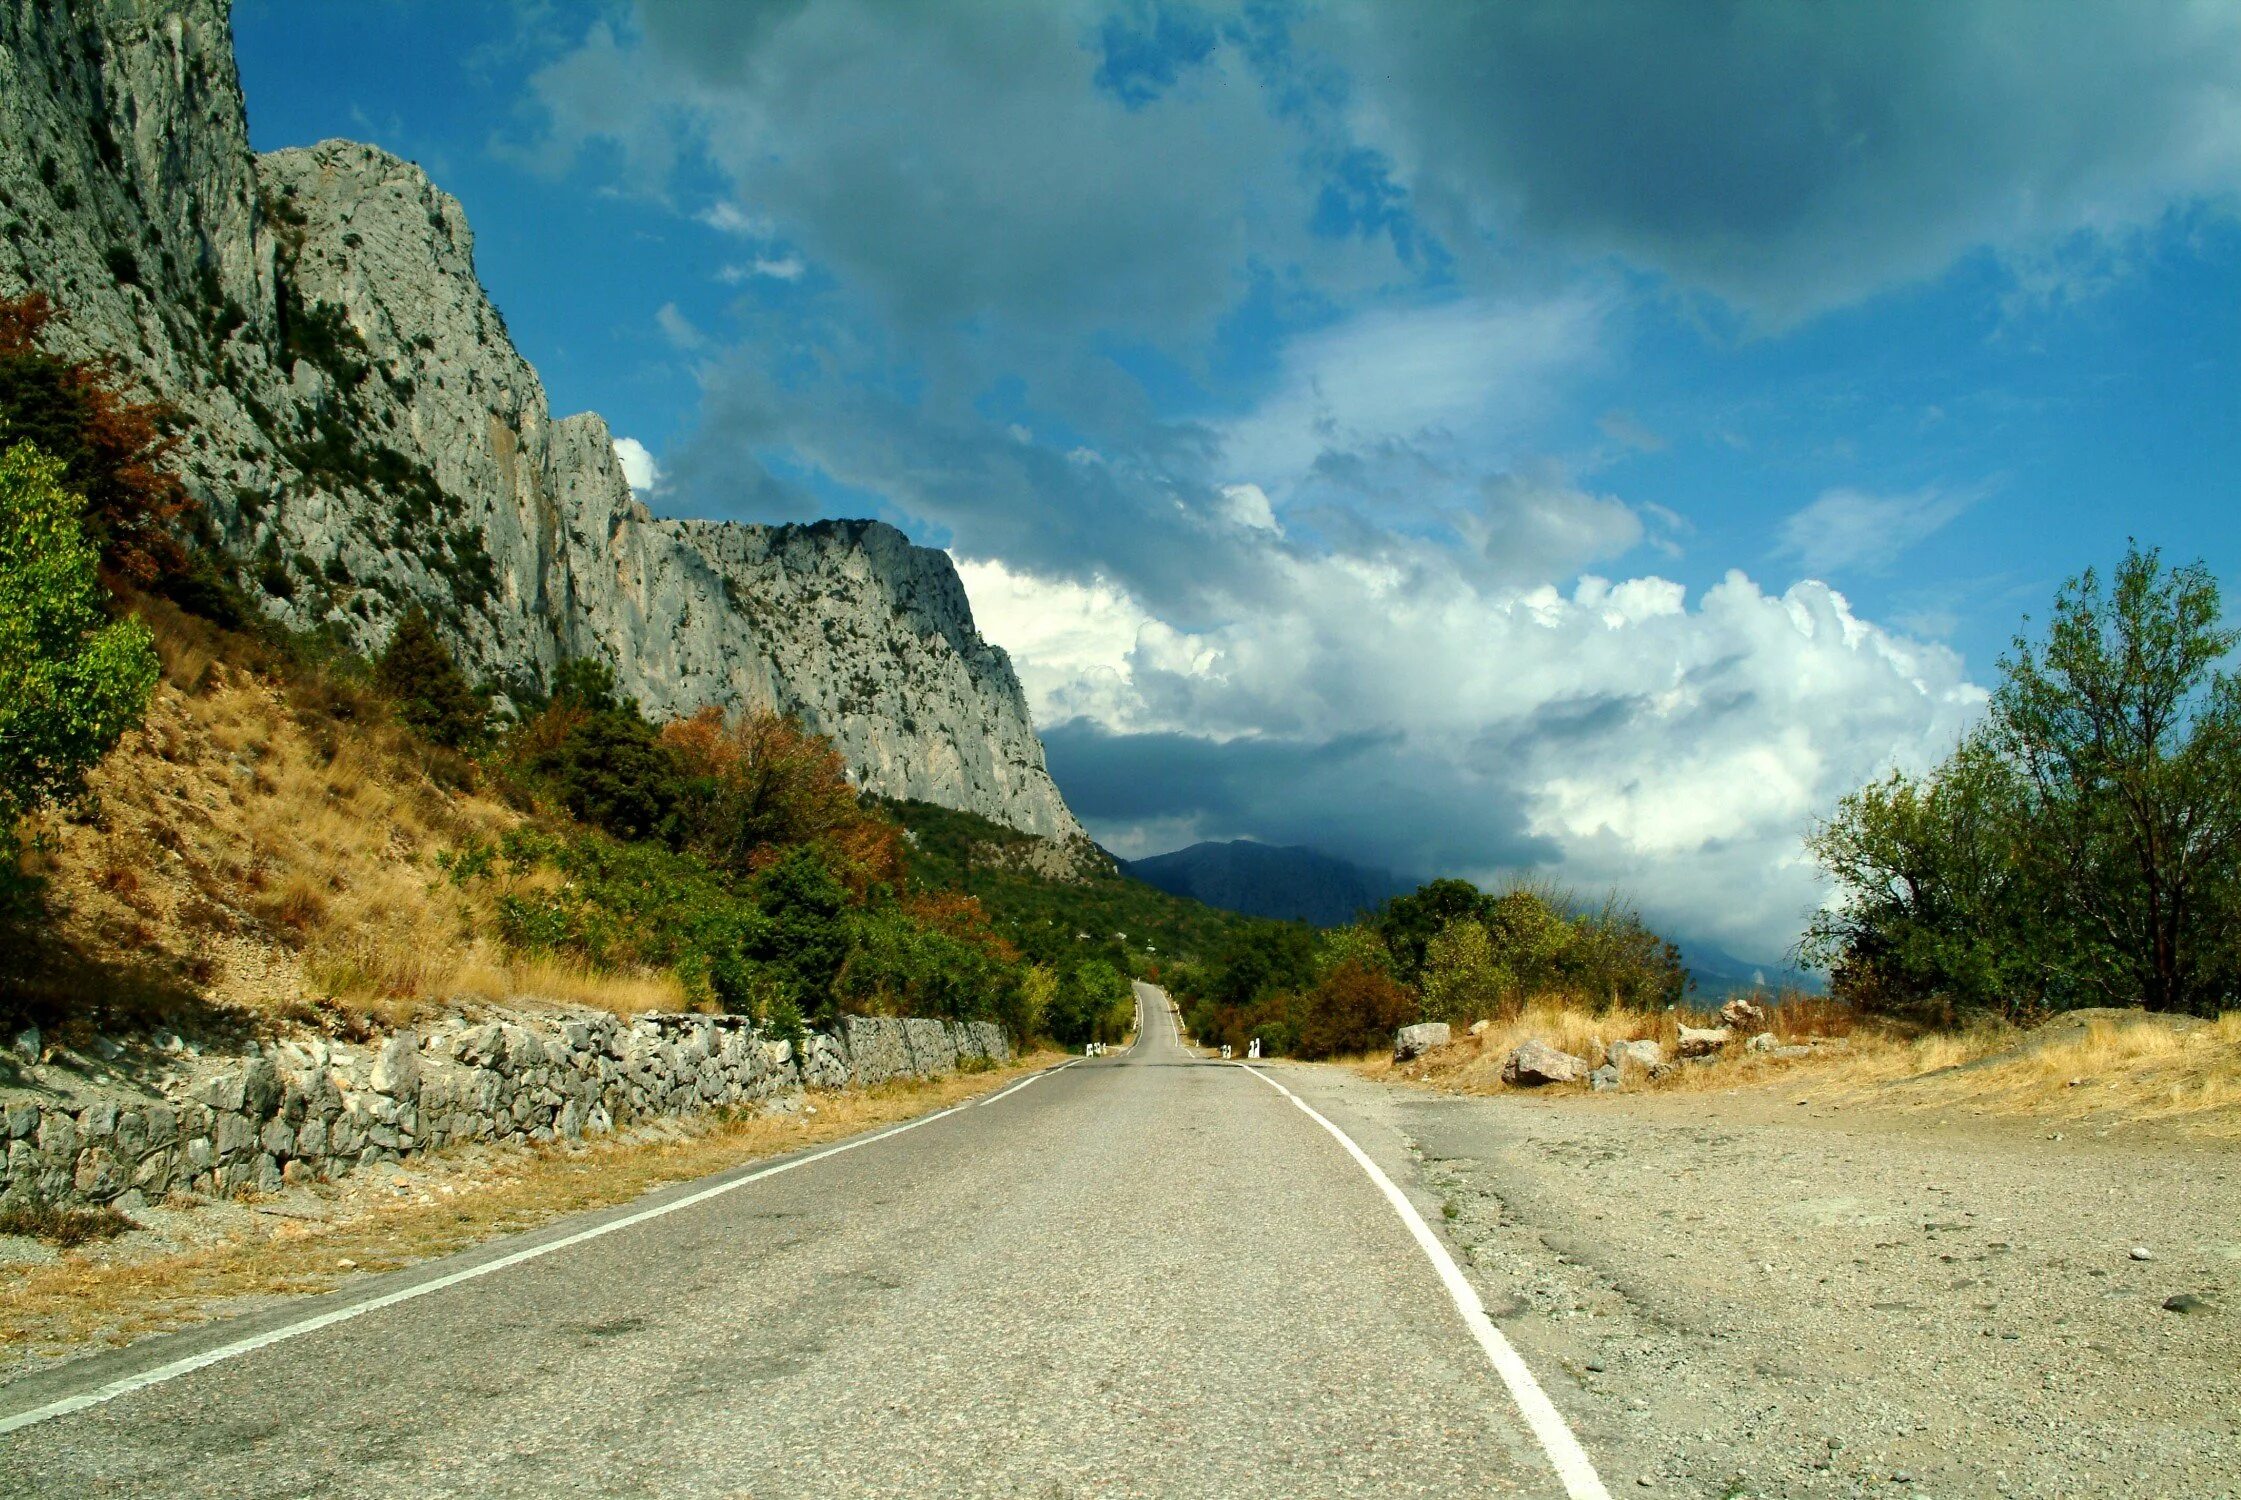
[0,0,1079,839]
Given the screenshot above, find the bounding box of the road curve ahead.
[1,987,1603,1498]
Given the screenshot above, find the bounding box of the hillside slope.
[0,2,1078,838]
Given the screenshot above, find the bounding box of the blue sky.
[232,1,2241,958]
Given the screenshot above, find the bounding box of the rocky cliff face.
[0,0,1081,839]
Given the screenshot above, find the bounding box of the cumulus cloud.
[1778,486,1980,577]
[612,436,664,494]
[982,543,1984,956]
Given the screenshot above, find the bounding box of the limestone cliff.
[0,0,1082,839]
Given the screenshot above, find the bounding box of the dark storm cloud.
[1325,0,2241,319]
[1041,719,1555,878]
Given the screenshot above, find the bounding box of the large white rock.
[1393,1022,1451,1062]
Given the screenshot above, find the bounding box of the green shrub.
[0,443,159,858]
[374,604,484,750]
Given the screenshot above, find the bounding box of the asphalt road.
[0,988,1602,1498]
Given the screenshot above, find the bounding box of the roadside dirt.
[1318,1069,2240,1498]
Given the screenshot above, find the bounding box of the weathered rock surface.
[1,1012,1010,1208]
[1720,996,1769,1031]
[1394,1022,1451,1062]
[1501,1040,1591,1087]
[0,2,1080,839]
[1676,1025,1734,1058]
[1606,1038,1664,1072]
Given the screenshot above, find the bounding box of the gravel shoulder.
[1282,1064,2241,1499]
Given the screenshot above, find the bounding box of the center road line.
[0,1055,1076,1438]
[1237,1062,1614,1500]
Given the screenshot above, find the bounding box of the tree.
[529,704,681,843]
[1991,545,2241,1013]
[1294,957,1416,1058]
[1803,732,2047,1017]
[0,443,160,856]
[662,706,903,894]
[374,605,483,749]
[1045,959,1132,1047]
[0,292,193,587]
[1374,877,1492,984]
[1418,919,1509,1023]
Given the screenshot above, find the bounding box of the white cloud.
[1217,483,1280,533]
[1778,485,1979,577]
[977,538,1984,956]
[718,256,805,283]
[612,436,664,495]
[655,301,706,350]
[697,202,772,237]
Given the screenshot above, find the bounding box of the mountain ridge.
[0,4,1080,839]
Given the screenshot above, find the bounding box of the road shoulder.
[1269,1061,2241,1498]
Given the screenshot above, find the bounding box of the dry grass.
[1365,989,2241,1137]
[0,1201,137,1248]
[0,1052,1064,1358]
[1836,1009,2241,1134]
[12,596,688,1027]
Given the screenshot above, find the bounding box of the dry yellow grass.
[1365,990,2241,1136]
[0,1052,1063,1358]
[13,597,689,1027]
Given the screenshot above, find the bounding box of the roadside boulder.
[1745,1031,1779,1053]
[1588,1063,1622,1092]
[1501,1039,1590,1086]
[1607,1038,1663,1072]
[1720,996,1767,1031]
[1394,1022,1452,1062]
[1676,1025,1734,1058]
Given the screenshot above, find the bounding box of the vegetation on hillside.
[1170,878,1689,1059]
[1808,545,2241,1020]
[0,444,159,868]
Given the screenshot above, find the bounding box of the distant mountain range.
[1122,839,1821,996]
[1121,841,1408,928]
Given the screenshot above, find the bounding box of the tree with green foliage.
[750,845,856,1018]
[1804,732,2044,1017]
[1993,546,2241,1014]
[0,443,159,856]
[1373,877,1492,984]
[1810,545,2241,1017]
[1418,918,1508,1023]
[374,605,484,750]
[1045,958,1134,1047]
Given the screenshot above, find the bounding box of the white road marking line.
[975,1057,1078,1105]
[0,1059,1070,1437]
[1238,1063,1613,1500]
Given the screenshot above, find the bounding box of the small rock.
[1636,1479,1655,1490]
[9,1026,38,1064]
[1585,1360,1605,1372]
[2162,1293,2210,1314]
[2129,1246,2155,1262]
[1588,1063,1622,1092]
[1467,1019,1491,1037]
[1746,1030,1778,1053]
[1676,1025,1733,1058]
[336,1258,357,1269]
[93,1035,124,1060]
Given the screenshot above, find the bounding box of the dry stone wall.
[1,1013,1009,1208]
